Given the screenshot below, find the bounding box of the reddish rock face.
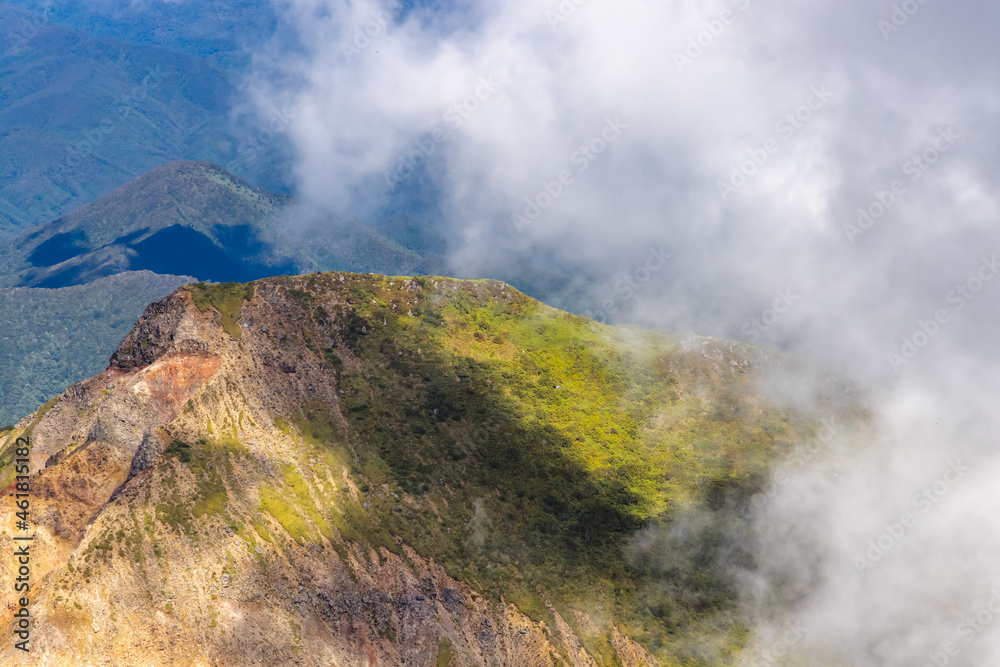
[132,353,222,421]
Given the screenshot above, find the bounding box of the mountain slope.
[1,0,279,68]
[0,273,854,665]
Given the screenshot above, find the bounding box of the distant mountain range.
[0,161,445,287]
[0,161,295,288]
[1,0,278,67]
[0,160,445,424]
[0,2,290,239]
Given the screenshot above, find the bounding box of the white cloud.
[250,1,1000,661]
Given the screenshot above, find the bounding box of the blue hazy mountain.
[0,3,294,239]
[0,0,279,66]
[0,1,450,424]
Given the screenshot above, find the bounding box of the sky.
[247,1,1000,663]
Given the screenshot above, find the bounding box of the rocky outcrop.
[109,291,196,371]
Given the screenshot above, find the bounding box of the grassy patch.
[155,438,235,531]
[163,439,192,464]
[251,518,274,544]
[292,401,346,454]
[186,282,255,340]
[436,638,455,667]
[259,484,311,545]
[274,415,292,436]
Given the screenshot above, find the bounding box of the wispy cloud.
[247,1,1000,661]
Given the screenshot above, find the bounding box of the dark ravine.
[0,272,851,665]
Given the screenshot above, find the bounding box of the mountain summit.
[0,272,831,665]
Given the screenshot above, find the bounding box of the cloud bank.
[249,0,1000,662]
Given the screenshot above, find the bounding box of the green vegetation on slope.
[186,281,255,339]
[154,437,242,536]
[252,273,827,665]
[437,638,455,666]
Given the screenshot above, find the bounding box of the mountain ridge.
[0,161,293,287]
[0,160,444,288]
[0,271,854,665]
